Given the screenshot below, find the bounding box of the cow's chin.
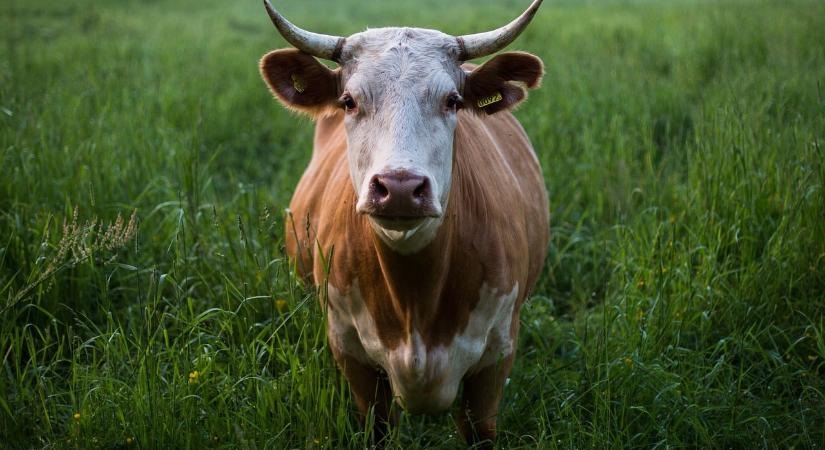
[367,216,443,255]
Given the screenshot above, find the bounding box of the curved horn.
[263,0,346,62]
[456,0,543,61]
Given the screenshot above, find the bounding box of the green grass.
[2,0,824,448]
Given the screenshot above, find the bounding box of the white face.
[338,28,465,250]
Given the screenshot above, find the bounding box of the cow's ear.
[260,49,340,117]
[463,52,543,115]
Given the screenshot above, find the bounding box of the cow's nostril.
[413,179,429,199]
[370,176,389,200]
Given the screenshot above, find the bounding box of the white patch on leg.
[326,281,519,414]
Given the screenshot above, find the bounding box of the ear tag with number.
[291,74,306,93]
[477,92,503,108]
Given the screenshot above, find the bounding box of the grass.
[1,0,824,448]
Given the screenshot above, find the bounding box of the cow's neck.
[369,213,457,336]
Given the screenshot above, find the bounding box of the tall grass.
[1,0,824,448]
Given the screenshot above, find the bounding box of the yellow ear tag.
[477,92,503,108]
[291,74,306,93]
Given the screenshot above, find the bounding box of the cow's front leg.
[456,353,515,448]
[330,347,397,444]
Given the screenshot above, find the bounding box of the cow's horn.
[263,0,346,62]
[455,0,543,61]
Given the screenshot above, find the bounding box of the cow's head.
[260,0,544,253]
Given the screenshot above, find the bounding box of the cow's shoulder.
[286,110,351,282]
[451,111,549,292]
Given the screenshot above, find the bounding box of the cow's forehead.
[341,27,462,65]
[339,27,464,96]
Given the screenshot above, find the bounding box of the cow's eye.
[446,93,463,111]
[340,93,357,112]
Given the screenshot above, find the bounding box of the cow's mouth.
[368,214,430,231]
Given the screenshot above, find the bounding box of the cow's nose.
[365,170,438,219]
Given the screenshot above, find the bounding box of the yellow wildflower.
[126,437,134,445]
[276,299,288,313]
[188,370,200,384]
[73,412,81,421]
[623,357,634,368]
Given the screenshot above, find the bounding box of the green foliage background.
[1,0,824,448]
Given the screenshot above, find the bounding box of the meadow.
[1,0,824,448]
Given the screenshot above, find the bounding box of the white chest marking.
[326,281,519,413]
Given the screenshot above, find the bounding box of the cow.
[258,0,549,446]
